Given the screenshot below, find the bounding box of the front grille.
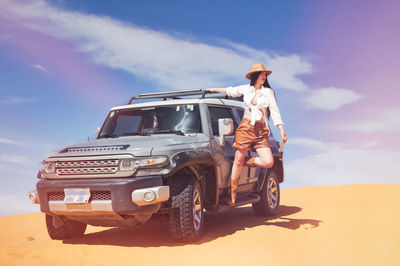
[48,191,112,201]
[48,192,64,201]
[56,167,118,175]
[56,160,118,168]
[55,159,119,176]
[92,191,112,200]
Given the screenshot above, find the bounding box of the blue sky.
[0,0,399,216]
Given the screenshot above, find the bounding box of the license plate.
[64,188,91,204]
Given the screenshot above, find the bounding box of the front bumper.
[36,175,169,216]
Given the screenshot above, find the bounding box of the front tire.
[169,176,204,242]
[252,170,280,217]
[45,214,87,240]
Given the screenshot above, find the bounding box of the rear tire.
[252,170,280,217]
[169,176,204,242]
[45,214,87,240]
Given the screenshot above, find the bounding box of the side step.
[208,194,260,213]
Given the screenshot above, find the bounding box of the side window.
[208,106,238,136]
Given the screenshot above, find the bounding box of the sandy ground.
[1,184,399,266]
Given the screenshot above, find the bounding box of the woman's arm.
[268,90,284,126]
[208,85,246,97]
[207,88,227,94]
[267,89,287,143]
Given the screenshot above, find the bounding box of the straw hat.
[245,63,272,79]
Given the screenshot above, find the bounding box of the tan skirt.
[232,119,270,151]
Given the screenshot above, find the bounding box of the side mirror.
[95,127,100,134]
[218,118,234,146]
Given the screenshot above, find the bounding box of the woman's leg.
[254,147,274,168]
[230,149,246,204]
[231,149,246,183]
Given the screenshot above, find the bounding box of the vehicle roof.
[110,98,245,111]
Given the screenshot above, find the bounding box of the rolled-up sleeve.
[226,85,247,98]
[268,89,284,126]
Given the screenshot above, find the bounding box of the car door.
[207,105,237,191]
[208,105,258,193]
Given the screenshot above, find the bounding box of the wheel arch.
[273,156,284,183]
[164,151,218,208]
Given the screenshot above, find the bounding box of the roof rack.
[128,88,223,104]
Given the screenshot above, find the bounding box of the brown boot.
[245,157,257,167]
[228,177,238,206]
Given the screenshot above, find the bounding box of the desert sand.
[1,184,399,266]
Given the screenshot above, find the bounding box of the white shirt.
[226,84,284,126]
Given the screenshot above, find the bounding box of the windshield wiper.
[123,132,150,136]
[152,130,186,135]
[98,134,118,139]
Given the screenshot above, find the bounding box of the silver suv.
[29,89,284,242]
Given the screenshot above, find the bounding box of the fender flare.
[255,156,284,192]
[163,150,218,206]
[163,150,216,178]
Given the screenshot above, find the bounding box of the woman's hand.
[277,124,287,143]
[280,130,287,143]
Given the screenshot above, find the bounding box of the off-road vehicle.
[29,89,284,242]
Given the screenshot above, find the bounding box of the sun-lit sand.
[1,184,399,266]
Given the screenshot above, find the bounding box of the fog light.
[28,190,40,204]
[142,191,156,202]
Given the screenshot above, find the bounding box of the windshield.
[98,104,202,138]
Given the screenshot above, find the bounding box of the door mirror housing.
[218,118,234,146]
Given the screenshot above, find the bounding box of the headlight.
[119,159,136,171]
[40,161,56,174]
[119,156,169,172]
[135,156,169,168]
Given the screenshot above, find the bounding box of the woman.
[208,63,287,205]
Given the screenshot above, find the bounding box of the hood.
[46,134,205,158]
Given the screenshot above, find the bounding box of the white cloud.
[285,145,400,187]
[0,96,36,104]
[343,107,400,133]
[0,154,30,164]
[0,0,312,90]
[32,63,48,73]
[0,137,23,146]
[223,41,313,91]
[289,137,330,150]
[0,130,59,151]
[305,87,362,110]
[363,140,378,148]
[0,194,39,217]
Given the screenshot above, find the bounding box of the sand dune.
[1,184,399,266]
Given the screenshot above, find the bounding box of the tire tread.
[169,175,203,242]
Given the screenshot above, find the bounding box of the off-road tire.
[252,170,280,217]
[169,175,204,242]
[46,214,87,240]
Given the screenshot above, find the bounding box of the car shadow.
[63,205,322,247]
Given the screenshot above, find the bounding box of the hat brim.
[246,70,272,79]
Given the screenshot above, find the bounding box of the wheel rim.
[192,187,202,232]
[267,177,278,209]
